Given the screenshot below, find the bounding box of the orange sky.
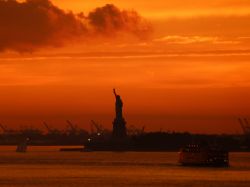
[0,0,250,134]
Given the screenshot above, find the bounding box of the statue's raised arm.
[113,88,117,97]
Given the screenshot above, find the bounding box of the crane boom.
[0,124,7,132]
[244,118,250,133]
[244,118,249,125]
[43,122,51,132]
[66,120,77,131]
[239,118,247,134]
[90,120,104,133]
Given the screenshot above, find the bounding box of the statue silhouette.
[113,89,123,119]
[112,89,127,138]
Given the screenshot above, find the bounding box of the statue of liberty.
[112,89,127,138]
[113,89,123,119]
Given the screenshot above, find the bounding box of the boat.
[60,147,84,152]
[16,138,29,153]
[179,144,229,167]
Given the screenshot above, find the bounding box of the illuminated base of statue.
[113,117,127,138]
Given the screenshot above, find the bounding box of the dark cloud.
[0,0,85,52]
[0,0,152,52]
[87,4,152,39]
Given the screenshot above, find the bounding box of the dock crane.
[0,124,7,133]
[239,118,250,135]
[90,120,112,136]
[238,118,250,149]
[43,122,62,135]
[66,120,78,134]
[90,120,104,135]
[66,120,88,135]
[243,118,250,132]
[0,123,19,135]
[43,122,52,132]
[89,120,111,142]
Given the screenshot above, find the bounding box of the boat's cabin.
[180,144,208,153]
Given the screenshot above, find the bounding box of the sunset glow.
[0,0,250,134]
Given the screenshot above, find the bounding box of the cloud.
[87,4,152,39]
[0,0,86,52]
[0,0,152,52]
[154,35,218,44]
[153,35,240,45]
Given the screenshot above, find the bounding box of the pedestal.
[113,117,127,138]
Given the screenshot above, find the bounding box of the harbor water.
[0,146,250,187]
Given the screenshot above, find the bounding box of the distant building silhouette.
[113,89,127,138]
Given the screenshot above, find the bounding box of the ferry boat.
[16,138,29,153]
[179,144,229,167]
